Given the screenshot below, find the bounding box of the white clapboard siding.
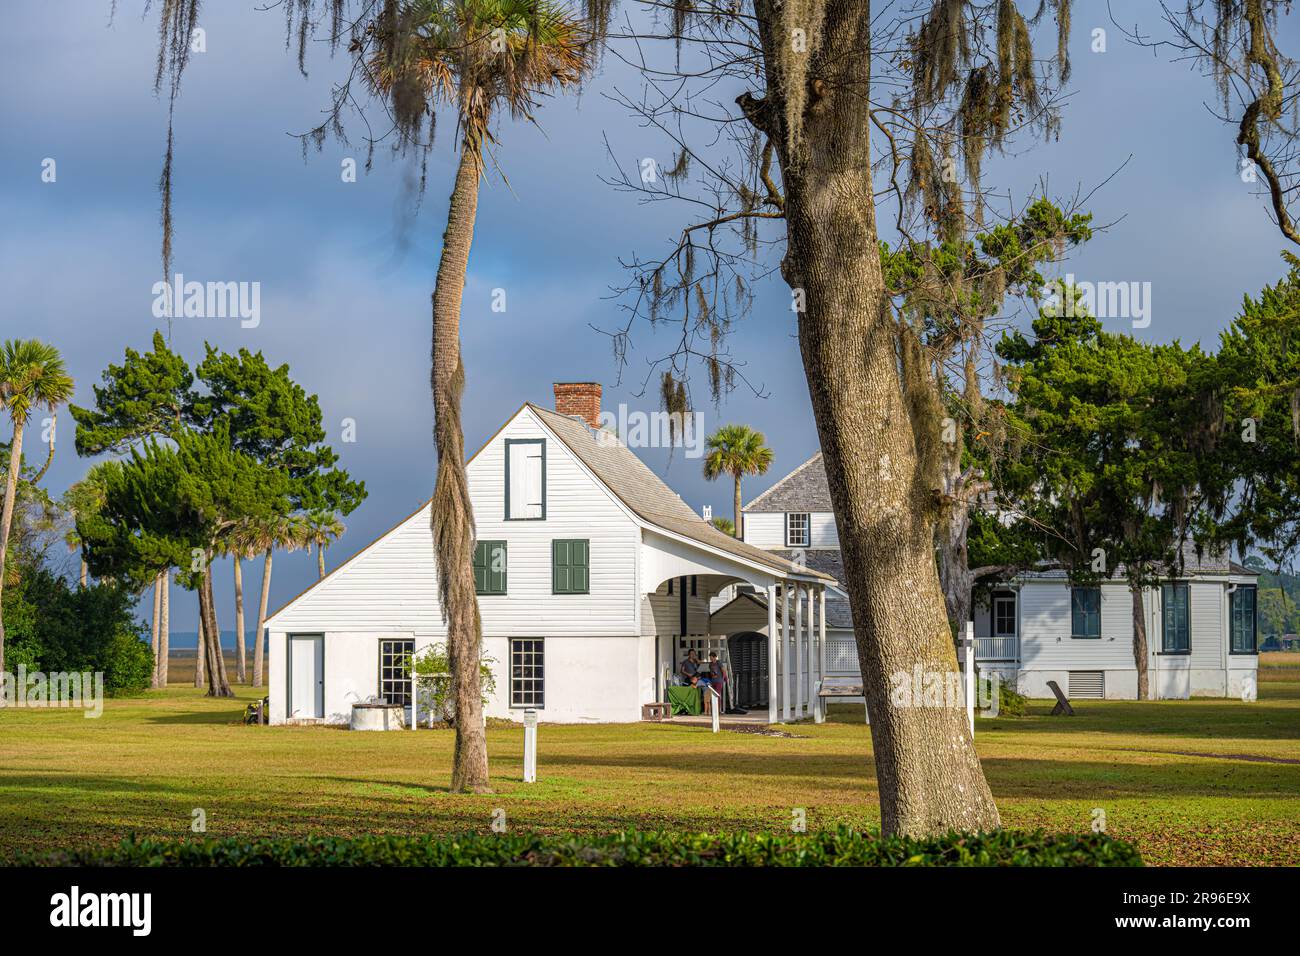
[1019,581,1136,669]
[1187,581,1223,666]
[269,406,642,638]
[741,512,785,549]
[640,580,712,637]
[742,511,839,549]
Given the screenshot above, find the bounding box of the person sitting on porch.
[678,649,701,686]
[707,652,725,696]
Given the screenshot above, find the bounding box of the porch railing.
[975,635,1018,660]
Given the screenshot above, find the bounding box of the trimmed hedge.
[26,828,1141,867]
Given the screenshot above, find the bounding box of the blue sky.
[2,3,1297,632]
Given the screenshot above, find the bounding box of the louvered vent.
[1068,671,1105,699]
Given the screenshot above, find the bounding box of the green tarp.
[665,686,702,716]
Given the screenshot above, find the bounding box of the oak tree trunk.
[79,559,87,588]
[1130,581,1150,700]
[253,549,272,687]
[0,419,25,683]
[233,554,247,683]
[432,143,490,793]
[194,594,207,689]
[752,0,999,836]
[201,561,234,697]
[937,497,975,635]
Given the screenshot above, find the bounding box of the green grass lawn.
[1,676,1297,866]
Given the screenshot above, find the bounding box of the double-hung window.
[1071,587,1101,639]
[1230,585,1257,654]
[1162,583,1190,653]
[786,512,810,547]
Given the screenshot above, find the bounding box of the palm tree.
[303,511,345,580]
[365,0,591,794]
[0,340,75,679]
[224,522,260,684]
[61,466,109,589]
[710,516,735,536]
[246,514,307,688]
[703,424,774,540]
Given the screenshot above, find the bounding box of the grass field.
[1,657,1297,866]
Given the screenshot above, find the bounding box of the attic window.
[505,439,546,520]
[786,512,810,548]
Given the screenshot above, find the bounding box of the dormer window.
[785,512,810,547]
[505,438,546,520]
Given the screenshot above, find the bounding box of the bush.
[995,680,1028,717]
[25,828,1141,867]
[102,628,155,696]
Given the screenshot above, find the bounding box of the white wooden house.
[265,385,834,725]
[720,452,1260,701]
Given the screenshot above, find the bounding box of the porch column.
[795,584,804,718]
[818,587,827,682]
[808,585,818,702]
[766,583,779,724]
[781,581,792,721]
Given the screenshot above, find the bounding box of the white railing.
[975,635,1018,660]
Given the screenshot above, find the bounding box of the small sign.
[523,709,538,728]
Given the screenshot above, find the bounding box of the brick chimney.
[553,382,602,428]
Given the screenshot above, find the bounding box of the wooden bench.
[1046,680,1076,716]
[814,678,869,724]
[642,702,671,721]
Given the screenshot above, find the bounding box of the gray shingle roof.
[530,405,834,584]
[744,452,832,513]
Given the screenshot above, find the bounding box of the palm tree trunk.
[0,419,27,683]
[760,0,998,836]
[233,555,247,683]
[732,473,743,539]
[79,559,87,588]
[158,573,170,687]
[317,546,325,579]
[253,549,272,687]
[201,561,233,697]
[432,143,490,793]
[150,573,162,688]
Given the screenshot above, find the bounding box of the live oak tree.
[1200,255,1300,571]
[880,198,1093,633]
[599,0,1080,835]
[997,298,1210,699]
[0,340,75,683]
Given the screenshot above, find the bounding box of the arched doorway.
[727,632,768,709]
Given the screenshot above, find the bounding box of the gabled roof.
[529,405,831,583]
[744,451,832,513]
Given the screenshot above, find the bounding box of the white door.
[289,635,324,719]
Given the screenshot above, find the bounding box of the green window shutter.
[552,539,589,594]
[473,541,489,594]
[475,541,507,595]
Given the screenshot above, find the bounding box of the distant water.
[165,630,264,652]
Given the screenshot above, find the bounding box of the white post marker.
[523,708,538,783]
[964,621,975,737]
[710,687,720,733]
